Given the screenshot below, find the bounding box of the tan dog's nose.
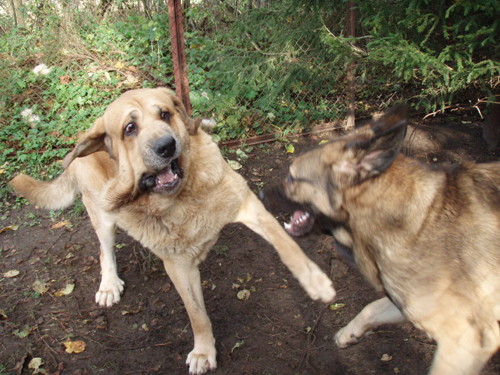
[155,136,177,158]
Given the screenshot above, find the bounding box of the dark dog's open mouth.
[284,210,315,236]
[140,159,184,194]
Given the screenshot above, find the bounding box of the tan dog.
[259,105,500,375]
[9,88,335,375]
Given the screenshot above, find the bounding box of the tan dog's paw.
[334,326,364,348]
[298,260,336,303]
[186,347,217,375]
[95,276,125,307]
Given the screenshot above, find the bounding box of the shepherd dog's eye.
[160,111,170,121]
[124,123,137,136]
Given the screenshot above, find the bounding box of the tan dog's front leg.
[162,256,216,375]
[84,202,125,307]
[236,192,335,303]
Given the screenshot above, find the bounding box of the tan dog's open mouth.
[139,158,184,193]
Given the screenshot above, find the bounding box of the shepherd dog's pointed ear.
[323,105,407,185]
[62,117,109,169]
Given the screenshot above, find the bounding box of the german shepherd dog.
[259,106,500,375]
[9,88,335,375]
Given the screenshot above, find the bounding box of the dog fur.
[259,105,500,375]
[9,88,335,374]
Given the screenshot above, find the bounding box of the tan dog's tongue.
[157,166,175,184]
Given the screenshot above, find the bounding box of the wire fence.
[1,0,376,146]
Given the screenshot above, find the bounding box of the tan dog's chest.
[112,167,248,260]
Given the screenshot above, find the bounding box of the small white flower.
[20,108,41,128]
[32,63,51,76]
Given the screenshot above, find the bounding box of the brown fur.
[260,105,500,375]
[9,88,334,375]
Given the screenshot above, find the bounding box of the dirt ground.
[2,111,500,375]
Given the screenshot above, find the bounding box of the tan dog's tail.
[9,171,79,210]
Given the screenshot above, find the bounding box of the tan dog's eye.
[160,111,170,122]
[124,123,137,136]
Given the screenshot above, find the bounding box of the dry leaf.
[228,160,242,170]
[13,325,31,338]
[51,221,70,229]
[4,269,20,278]
[329,303,346,311]
[64,340,86,354]
[121,306,142,315]
[231,340,244,352]
[237,289,250,301]
[381,354,393,362]
[32,280,49,295]
[59,75,70,84]
[319,140,329,145]
[28,357,45,374]
[0,225,18,233]
[55,283,74,297]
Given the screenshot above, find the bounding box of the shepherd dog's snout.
[155,135,177,159]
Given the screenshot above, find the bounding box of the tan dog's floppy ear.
[62,117,108,169]
[170,93,200,135]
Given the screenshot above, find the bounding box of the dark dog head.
[260,105,407,237]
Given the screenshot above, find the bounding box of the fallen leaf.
[121,306,142,315]
[381,354,393,361]
[13,325,31,338]
[0,309,7,320]
[59,75,70,84]
[4,269,20,278]
[32,280,49,295]
[329,302,346,311]
[236,273,252,284]
[28,357,45,374]
[319,140,329,145]
[227,160,242,170]
[0,225,19,233]
[51,221,70,229]
[115,61,126,69]
[55,283,74,297]
[237,289,250,301]
[142,324,149,332]
[231,340,245,352]
[286,144,295,153]
[64,340,86,354]
[394,368,400,374]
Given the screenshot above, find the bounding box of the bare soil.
[2,112,500,375]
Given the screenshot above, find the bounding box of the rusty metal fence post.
[168,0,191,115]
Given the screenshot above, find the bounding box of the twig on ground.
[299,305,327,369]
